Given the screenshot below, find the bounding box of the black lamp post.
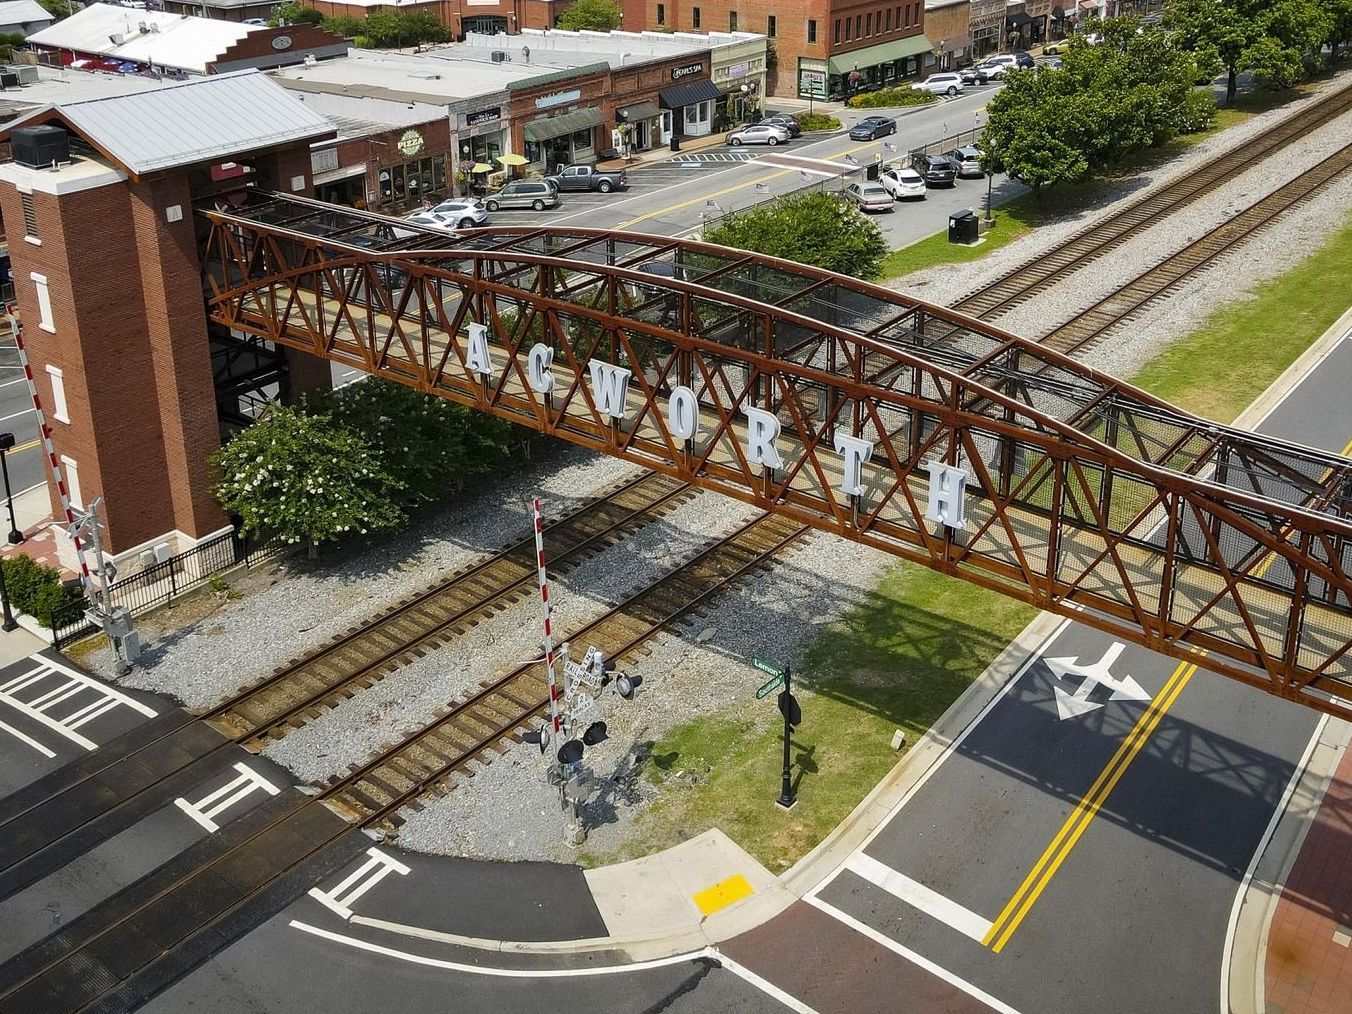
[0,432,22,544]
[0,557,16,633]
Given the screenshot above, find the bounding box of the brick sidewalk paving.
[1265,740,1352,1013]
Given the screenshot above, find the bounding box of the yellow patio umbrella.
[469,162,494,173]
[496,153,529,166]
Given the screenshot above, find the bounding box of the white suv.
[913,73,966,96]
[978,54,1018,77]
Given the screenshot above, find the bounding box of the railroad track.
[1041,138,1352,357]
[952,78,1352,319]
[204,470,693,749]
[323,511,809,828]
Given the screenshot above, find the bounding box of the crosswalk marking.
[174,762,281,833]
[308,847,411,920]
[0,656,157,753]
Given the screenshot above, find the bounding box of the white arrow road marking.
[1044,642,1151,721]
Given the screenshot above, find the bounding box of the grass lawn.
[592,200,1352,874]
[1131,213,1352,422]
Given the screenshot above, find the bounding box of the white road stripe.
[0,377,29,388]
[807,615,1076,901]
[713,950,818,1013]
[0,717,56,757]
[845,853,993,942]
[0,408,34,423]
[805,897,1024,1014]
[290,920,717,979]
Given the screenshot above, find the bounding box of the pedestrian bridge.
[200,191,1352,719]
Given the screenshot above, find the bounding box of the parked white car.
[879,167,927,199]
[427,198,489,228]
[978,55,1017,77]
[913,73,966,96]
[403,211,461,234]
[726,123,791,146]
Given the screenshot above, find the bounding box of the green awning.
[827,35,933,75]
[523,107,606,142]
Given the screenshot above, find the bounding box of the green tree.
[361,10,450,48]
[981,19,1213,194]
[37,0,73,21]
[315,379,517,506]
[556,0,622,32]
[1324,0,1352,59]
[703,191,889,279]
[1169,0,1331,103]
[212,406,405,556]
[270,1,324,26]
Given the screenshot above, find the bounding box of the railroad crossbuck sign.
[465,324,964,516]
[1044,641,1152,721]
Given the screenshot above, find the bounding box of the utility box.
[670,136,680,152]
[948,209,979,245]
[865,162,880,181]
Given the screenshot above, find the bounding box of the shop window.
[380,155,447,204]
[572,128,595,153]
[465,134,503,166]
[46,365,68,423]
[808,19,816,42]
[728,11,736,30]
[656,2,664,24]
[692,5,700,27]
[684,102,710,126]
[767,14,775,35]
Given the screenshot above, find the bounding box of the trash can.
[865,162,880,181]
[948,209,979,244]
[670,136,681,152]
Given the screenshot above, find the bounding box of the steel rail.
[205,471,693,748]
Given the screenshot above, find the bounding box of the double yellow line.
[981,654,1201,953]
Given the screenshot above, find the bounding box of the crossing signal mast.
[521,498,640,846]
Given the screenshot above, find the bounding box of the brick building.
[924,0,970,70]
[968,0,1002,56]
[620,0,931,98]
[302,0,563,37]
[0,72,334,563]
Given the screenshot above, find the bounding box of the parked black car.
[910,151,959,186]
[761,114,803,138]
[1012,49,1036,69]
[849,115,898,140]
[958,65,990,85]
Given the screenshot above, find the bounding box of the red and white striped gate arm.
[8,312,95,596]
[532,497,564,741]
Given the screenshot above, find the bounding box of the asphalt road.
[0,333,48,499]
[483,84,1023,247]
[776,327,1352,1013]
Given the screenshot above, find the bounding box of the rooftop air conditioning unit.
[14,64,38,84]
[0,73,18,89]
[109,32,125,44]
[12,124,70,168]
[490,50,508,62]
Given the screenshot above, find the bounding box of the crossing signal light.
[583,721,608,746]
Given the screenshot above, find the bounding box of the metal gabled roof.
[2,71,334,177]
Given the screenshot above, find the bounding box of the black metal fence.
[51,527,289,649]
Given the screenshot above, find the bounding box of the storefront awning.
[523,107,606,143]
[616,100,661,122]
[313,163,366,186]
[826,35,932,75]
[1007,11,1034,27]
[659,78,721,109]
[939,34,972,53]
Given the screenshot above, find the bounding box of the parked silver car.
[484,180,559,212]
[945,146,985,178]
[727,123,791,146]
[841,182,895,213]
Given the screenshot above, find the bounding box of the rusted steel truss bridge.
[200,191,1352,719]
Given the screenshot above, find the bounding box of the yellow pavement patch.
[983,654,1201,953]
[692,873,755,916]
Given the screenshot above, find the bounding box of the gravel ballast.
[100,446,641,707]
